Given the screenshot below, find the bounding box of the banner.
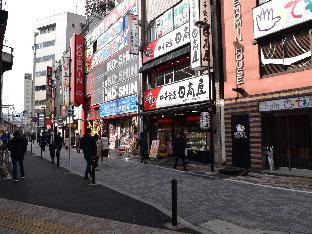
[143,23,190,63]
[259,96,312,112]
[253,0,312,39]
[174,0,190,29]
[70,34,85,107]
[128,14,139,55]
[189,0,212,70]
[104,80,137,102]
[99,95,138,117]
[155,9,174,39]
[143,75,209,111]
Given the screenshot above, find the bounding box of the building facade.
[33,12,86,113]
[83,0,139,151]
[139,0,223,163]
[222,0,312,170]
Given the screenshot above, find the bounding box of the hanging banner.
[189,0,212,70]
[128,14,139,55]
[46,66,53,116]
[62,53,70,107]
[142,23,190,63]
[143,75,209,111]
[99,95,138,117]
[70,34,85,107]
[253,0,312,39]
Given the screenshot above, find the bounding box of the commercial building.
[83,0,139,151]
[33,12,86,114]
[222,0,312,170]
[139,0,224,163]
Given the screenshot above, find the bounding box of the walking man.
[8,130,27,182]
[54,132,63,167]
[138,132,148,164]
[173,132,187,171]
[80,128,97,179]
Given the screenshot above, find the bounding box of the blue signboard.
[100,95,138,117]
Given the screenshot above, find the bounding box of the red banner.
[71,34,85,107]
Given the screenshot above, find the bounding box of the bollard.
[171,179,177,226]
[91,159,96,184]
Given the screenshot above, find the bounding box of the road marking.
[226,178,312,194]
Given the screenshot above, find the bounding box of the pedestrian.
[100,133,110,164]
[31,132,36,143]
[80,128,97,179]
[49,141,56,164]
[40,130,47,151]
[75,133,81,153]
[54,132,63,166]
[138,132,148,164]
[8,130,27,182]
[173,132,187,171]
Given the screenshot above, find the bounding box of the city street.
[2,143,309,233]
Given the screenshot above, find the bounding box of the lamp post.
[195,21,215,172]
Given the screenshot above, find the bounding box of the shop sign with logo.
[259,96,312,112]
[143,75,209,111]
[233,0,244,85]
[107,50,137,72]
[189,0,212,70]
[253,0,312,39]
[92,29,129,69]
[143,23,190,64]
[200,112,210,130]
[174,0,190,29]
[105,60,138,87]
[128,14,139,55]
[155,9,174,39]
[99,95,138,117]
[97,18,125,51]
[104,80,137,102]
[70,34,85,107]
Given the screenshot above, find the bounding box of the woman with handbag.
[100,134,110,165]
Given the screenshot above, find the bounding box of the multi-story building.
[222,0,312,170]
[139,0,224,163]
[33,12,86,114]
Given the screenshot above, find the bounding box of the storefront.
[260,96,312,170]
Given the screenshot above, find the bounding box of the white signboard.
[128,14,139,55]
[61,54,70,107]
[174,0,190,29]
[253,0,312,39]
[200,112,210,130]
[259,96,312,112]
[156,9,174,39]
[144,75,209,110]
[189,0,212,70]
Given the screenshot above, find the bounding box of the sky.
[2,0,85,113]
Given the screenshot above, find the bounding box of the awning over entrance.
[139,45,190,73]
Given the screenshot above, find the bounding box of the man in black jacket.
[138,132,148,164]
[8,130,28,182]
[54,132,63,167]
[80,128,97,179]
[173,132,187,171]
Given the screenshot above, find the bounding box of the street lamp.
[195,20,215,172]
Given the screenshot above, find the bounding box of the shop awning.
[138,102,209,116]
[139,45,191,73]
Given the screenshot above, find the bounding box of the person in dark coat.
[138,132,148,164]
[40,130,47,151]
[49,141,56,164]
[80,128,97,179]
[54,132,63,166]
[8,130,27,182]
[173,132,187,171]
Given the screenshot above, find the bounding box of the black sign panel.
[105,60,138,87]
[231,114,251,169]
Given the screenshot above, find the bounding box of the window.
[146,55,196,89]
[259,29,311,77]
[35,85,46,91]
[35,100,47,106]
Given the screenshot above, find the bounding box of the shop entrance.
[262,111,312,170]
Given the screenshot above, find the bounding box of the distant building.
[33,12,86,113]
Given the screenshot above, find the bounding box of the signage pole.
[69,106,72,172]
[68,46,72,172]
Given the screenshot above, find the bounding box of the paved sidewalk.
[0,149,196,233]
[32,144,312,233]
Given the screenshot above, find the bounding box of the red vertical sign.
[71,34,85,107]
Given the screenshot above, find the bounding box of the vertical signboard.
[128,14,139,55]
[46,66,53,115]
[189,0,212,70]
[231,114,251,169]
[71,34,85,107]
[62,52,70,108]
